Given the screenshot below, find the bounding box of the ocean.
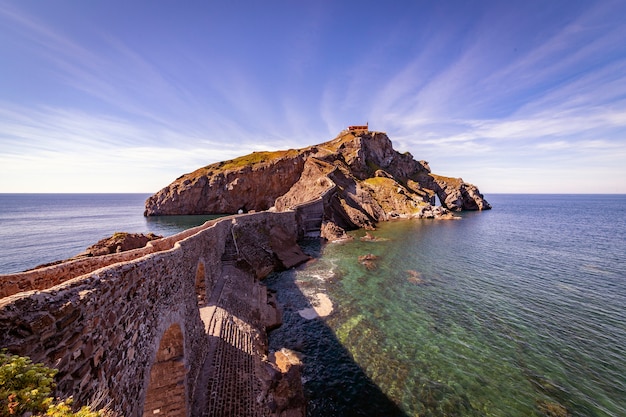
[265,194,626,417]
[0,194,218,273]
[1,193,624,416]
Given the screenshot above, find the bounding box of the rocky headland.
[145,130,490,240]
[1,129,491,417]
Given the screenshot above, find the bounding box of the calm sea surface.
[0,194,218,273]
[1,194,624,416]
[265,194,626,417]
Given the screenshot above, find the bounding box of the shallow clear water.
[0,194,219,273]
[266,194,626,417]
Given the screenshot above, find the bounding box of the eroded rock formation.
[77,232,163,257]
[145,130,491,238]
[144,151,310,215]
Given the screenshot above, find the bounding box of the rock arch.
[143,323,187,417]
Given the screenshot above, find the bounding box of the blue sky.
[1,1,625,193]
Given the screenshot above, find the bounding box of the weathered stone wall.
[0,210,303,417]
[143,324,187,417]
[0,219,224,299]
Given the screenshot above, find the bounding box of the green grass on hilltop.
[216,149,300,171]
[363,176,397,187]
[183,149,302,181]
[430,173,463,187]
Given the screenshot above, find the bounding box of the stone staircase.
[297,199,324,237]
[221,234,239,266]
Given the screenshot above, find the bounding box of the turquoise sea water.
[266,194,626,417]
[0,194,218,273]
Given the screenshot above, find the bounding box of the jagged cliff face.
[145,130,491,236]
[144,150,310,215]
[429,174,491,211]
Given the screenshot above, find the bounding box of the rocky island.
[145,129,490,240]
[0,128,490,417]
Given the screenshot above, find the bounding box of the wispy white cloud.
[1,1,625,193]
[367,2,626,133]
[0,2,322,193]
[0,102,260,192]
[358,3,626,163]
[1,2,306,143]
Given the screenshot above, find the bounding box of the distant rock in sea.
[28,232,162,270]
[76,232,163,257]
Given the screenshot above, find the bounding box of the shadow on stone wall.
[265,239,408,417]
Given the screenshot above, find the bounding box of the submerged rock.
[358,253,379,262]
[537,400,570,417]
[407,270,425,285]
[358,253,379,270]
[361,231,376,241]
[360,232,389,242]
[297,293,333,319]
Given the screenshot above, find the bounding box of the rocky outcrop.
[428,174,491,211]
[77,232,163,257]
[28,232,163,271]
[145,130,491,236]
[144,151,311,215]
[230,218,310,279]
[261,348,306,416]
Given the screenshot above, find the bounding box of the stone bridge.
[0,204,325,417]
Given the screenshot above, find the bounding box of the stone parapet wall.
[0,218,225,299]
[0,210,303,417]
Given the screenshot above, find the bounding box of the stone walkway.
[203,306,264,417]
[193,238,269,417]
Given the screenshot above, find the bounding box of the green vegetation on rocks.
[215,149,300,171]
[0,351,108,417]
